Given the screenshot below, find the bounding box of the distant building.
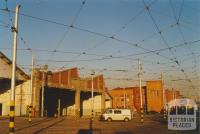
[0,51,29,93]
[146,80,164,113]
[146,80,181,113]
[104,90,113,109]
[0,51,107,117]
[108,87,146,113]
[0,51,30,116]
[165,89,181,103]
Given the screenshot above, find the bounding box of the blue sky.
[0,0,200,98]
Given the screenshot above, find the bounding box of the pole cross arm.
[11,26,18,33]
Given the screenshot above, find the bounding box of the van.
[101,109,132,122]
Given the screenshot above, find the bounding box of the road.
[0,115,199,134]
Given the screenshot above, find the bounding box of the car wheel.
[124,118,129,122]
[107,118,112,122]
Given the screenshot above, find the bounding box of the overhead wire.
[142,0,191,79]
[1,1,199,91]
[0,7,181,64]
[1,38,199,62]
[142,0,197,90]
[169,0,199,90]
[142,0,177,62]
[52,0,87,54]
[61,0,157,68]
[169,0,198,79]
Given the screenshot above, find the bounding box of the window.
[105,109,112,114]
[187,107,194,115]
[169,106,176,115]
[114,110,121,114]
[177,106,186,115]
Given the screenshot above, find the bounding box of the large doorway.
[41,88,75,117]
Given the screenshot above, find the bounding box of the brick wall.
[146,80,163,113]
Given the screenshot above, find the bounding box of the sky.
[0,0,200,98]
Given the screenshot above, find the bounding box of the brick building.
[146,80,181,113]
[146,80,164,113]
[165,89,181,103]
[109,87,146,113]
[0,51,108,117]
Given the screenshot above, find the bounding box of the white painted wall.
[82,95,102,116]
[105,100,112,109]
[0,80,31,116]
[62,94,103,116]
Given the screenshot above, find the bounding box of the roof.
[111,86,144,91]
[0,51,29,80]
[146,80,162,82]
[105,90,113,99]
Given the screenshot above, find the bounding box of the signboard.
[167,99,197,130]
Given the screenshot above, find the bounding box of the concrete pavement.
[0,116,199,134]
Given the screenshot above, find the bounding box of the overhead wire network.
[52,0,87,55]
[2,0,36,71]
[169,0,198,79]
[60,0,158,69]
[142,0,197,91]
[0,1,199,95]
[0,4,197,68]
[0,6,183,64]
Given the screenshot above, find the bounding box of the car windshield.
[104,109,112,114]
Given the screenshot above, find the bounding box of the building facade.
[109,87,146,113]
[165,89,181,103]
[146,80,164,113]
[0,51,109,117]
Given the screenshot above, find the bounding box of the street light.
[91,70,95,119]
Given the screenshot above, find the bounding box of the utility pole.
[161,72,166,119]
[41,70,45,117]
[9,5,20,134]
[123,87,126,108]
[91,70,95,120]
[28,55,34,122]
[138,59,143,123]
[41,65,47,117]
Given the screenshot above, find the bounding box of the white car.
[101,109,132,122]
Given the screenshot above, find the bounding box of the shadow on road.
[34,118,65,134]
[77,118,102,134]
[0,117,9,120]
[15,118,53,132]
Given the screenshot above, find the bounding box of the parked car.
[101,109,132,122]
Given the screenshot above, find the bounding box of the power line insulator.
[11,26,17,33]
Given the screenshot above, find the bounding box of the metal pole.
[41,71,44,117]
[138,59,143,123]
[91,71,95,119]
[30,56,34,105]
[28,55,34,122]
[123,87,126,108]
[161,72,166,119]
[9,5,20,134]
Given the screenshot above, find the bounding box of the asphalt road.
[0,115,199,134]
